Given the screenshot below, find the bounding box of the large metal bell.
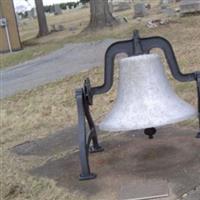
[99,54,197,132]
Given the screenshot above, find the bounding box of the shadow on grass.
[12,126,78,156]
[22,38,38,48]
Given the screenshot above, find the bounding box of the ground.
[1,0,197,69]
[1,1,200,200]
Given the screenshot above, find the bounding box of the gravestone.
[163,7,176,16]
[51,24,64,32]
[160,0,174,9]
[76,3,83,9]
[54,4,62,15]
[160,0,174,4]
[160,0,176,16]
[114,15,128,24]
[180,0,200,15]
[113,2,131,12]
[28,8,37,19]
[134,3,147,18]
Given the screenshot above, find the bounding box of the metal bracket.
[91,30,196,96]
[84,78,93,105]
[133,30,144,55]
[75,87,103,180]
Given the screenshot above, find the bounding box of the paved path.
[0,39,116,99]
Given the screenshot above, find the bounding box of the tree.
[87,0,119,30]
[34,0,49,37]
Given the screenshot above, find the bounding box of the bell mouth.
[98,112,197,132]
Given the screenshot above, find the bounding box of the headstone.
[160,0,174,4]
[160,0,174,9]
[134,3,147,18]
[81,3,89,8]
[54,4,62,15]
[163,7,176,16]
[114,15,128,24]
[51,24,64,32]
[180,0,200,15]
[160,0,176,16]
[113,2,131,12]
[49,6,54,13]
[75,3,83,9]
[27,8,37,19]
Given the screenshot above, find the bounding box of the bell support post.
[196,72,200,138]
[75,30,200,180]
[75,80,103,181]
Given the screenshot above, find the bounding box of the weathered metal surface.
[99,54,197,132]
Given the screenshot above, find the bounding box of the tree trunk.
[88,0,118,30]
[35,0,49,37]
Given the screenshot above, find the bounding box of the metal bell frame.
[75,30,200,180]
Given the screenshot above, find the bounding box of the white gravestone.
[180,0,200,15]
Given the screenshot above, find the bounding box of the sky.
[14,0,79,12]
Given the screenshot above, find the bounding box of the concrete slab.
[119,179,169,200]
[13,126,200,200]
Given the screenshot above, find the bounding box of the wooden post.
[0,0,22,53]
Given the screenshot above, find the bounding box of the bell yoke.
[75,30,200,180]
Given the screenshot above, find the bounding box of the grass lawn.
[0,8,88,69]
[1,1,200,199]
